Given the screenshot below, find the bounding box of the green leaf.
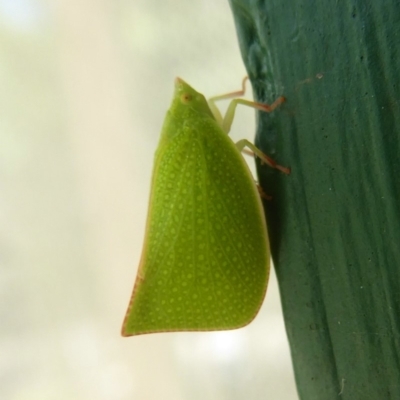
[229,0,400,399]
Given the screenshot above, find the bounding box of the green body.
[122,79,270,336]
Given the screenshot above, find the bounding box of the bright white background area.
[0,0,298,399]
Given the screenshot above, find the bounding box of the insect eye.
[181,93,192,104]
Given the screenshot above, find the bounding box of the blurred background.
[0,0,298,399]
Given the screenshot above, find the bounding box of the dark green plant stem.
[229,1,400,399]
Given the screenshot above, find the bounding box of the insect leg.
[235,139,291,175]
[222,96,285,134]
[208,76,249,126]
[208,77,285,134]
[257,184,273,200]
[208,78,289,174]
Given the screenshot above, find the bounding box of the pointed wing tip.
[121,329,132,337]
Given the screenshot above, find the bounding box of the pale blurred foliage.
[0,0,297,399]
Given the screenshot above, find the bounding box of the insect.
[121,77,289,336]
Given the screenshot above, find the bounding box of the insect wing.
[122,119,270,336]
